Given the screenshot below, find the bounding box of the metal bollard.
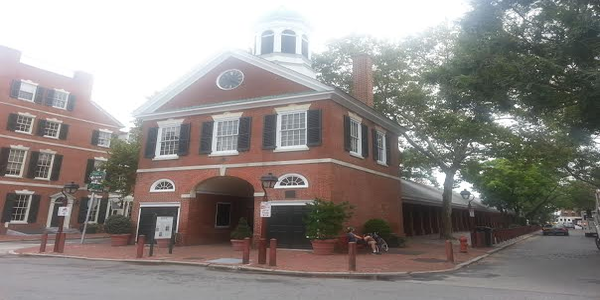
[459,236,468,253]
[258,238,267,264]
[348,242,357,271]
[242,237,251,264]
[269,238,277,266]
[445,240,454,263]
[39,232,48,253]
[136,235,145,258]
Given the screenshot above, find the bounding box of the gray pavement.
[0,230,598,300]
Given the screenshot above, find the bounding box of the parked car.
[563,222,575,229]
[543,224,569,236]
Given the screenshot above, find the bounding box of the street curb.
[9,232,540,279]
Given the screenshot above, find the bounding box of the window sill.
[150,189,176,193]
[15,131,33,135]
[9,221,28,225]
[209,150,239,157]
[4,174,23,179]
[377,161,388,167]
[18,98,34,102]
[153,155,179,161]
[51,105,67,110]
[274,145,309,153]
[44,135,59,140]
[350,152,364,159]
[97,144,111,148]
[34,177,50,181]
[215,225,231,229]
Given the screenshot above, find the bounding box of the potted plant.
[230,217,252,251]
[104,215,133,247]
[304,198,353,255]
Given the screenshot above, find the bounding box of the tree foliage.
[102,120,142,198]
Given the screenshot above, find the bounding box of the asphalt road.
[0,231,598,300]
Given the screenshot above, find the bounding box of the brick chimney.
[352,54,374,107]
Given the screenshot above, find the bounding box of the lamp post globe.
[260,173,278,190]
[460,189,471,200]
[62,181,80,196]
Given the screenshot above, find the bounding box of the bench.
[337,235,368,253]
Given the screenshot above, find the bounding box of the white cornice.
[0,134,109,154]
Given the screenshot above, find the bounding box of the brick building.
[132,11,404,248]
[0,45,124,234]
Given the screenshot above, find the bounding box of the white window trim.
[34,152,56,181]
[274,173,309,189]
[149,179,176,193]
[15,113,36,135]
[349,117,362,158]
[154,119,184,160]
[87,196,102,224]
[210,116,241,156]
[43,121,62,139]
[94,156,108,162]
[10,191,33,224]
[275,109,309,152]
[376,130,387,166]
[4,146,29,178]
[17,80,38,102]
[96,130,113,148]
[214,202,232,228]
[51,89,70,110]
[274,103,311,114]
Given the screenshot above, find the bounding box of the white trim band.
[0,134,109,154]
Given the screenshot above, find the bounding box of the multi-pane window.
[15,115,34,133]
[279,112,306,147]
[44,121,61,138]
[18,82,37,101]
[214,119,239,152]
[35,153,54,179]
[350,119,361,154]
[150,180,175,192]
[87,197,101,223]
[159,126,180,156]
[94,159,106,171]
[97,131,112,148]
[376,131,386,164]
[275,174,308,188]
[215,203,231,227]
[5,149,27,177]
[11,194,31,222]
[52,90,69,109]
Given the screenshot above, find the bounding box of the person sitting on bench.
[346,227,380,254]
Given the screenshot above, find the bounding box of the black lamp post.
[54,181,79,252]
[460,189,476,244]
[259,173,278,239]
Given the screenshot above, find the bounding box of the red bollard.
[242,237,251,264]
[258,238,267,264]
[136,235,145,258]
[53,232,60,252]
[57,233,66,253]
[269,238,277,266]
[445,240,454,263]
[459,236,468,253]
[348,242,357,271]
[39,232,48,253]
[475,232,485,248]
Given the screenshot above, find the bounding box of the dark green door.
[137,207,178,244]
[267,205,310,249]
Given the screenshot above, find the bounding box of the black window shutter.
[66,95,76,111]
[307,109,322,147]
[0,148,10,176]
[78,197,89,223]
[84,159,95,183]
[34,87,45,104]
[343,115,351,152]
[386,134,392,165]
[27,195,41,223]
[1,193,17,222]
[9,80,21,99]
[199,121,214,154]
[177,123,191,156]
[36,119,47,136]
[97,198,109,224]
[6,113,18,131]
[44,90,55,106]
[59,124,69,140]
[91,130,100,146]
[262,114,277,149]
[26,152,40,179]
[361,124,369,158]
[144,127,159,158]
[50,154,63,181]
[372,128,378,161]
[237,117,252,152]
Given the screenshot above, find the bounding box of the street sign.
[260,202,271,218]
[57,207,70,217]
[87,170,106,192]
[155,216,174,239]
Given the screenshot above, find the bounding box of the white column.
[295,31,303,55]
[255,34,261,55]
[274,29,282,53]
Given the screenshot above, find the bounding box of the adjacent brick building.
[0,45,124,234]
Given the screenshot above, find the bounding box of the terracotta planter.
[230,239,246,251]
[110,234,131,247]
[156,238,170,248]
[311,239,337,255]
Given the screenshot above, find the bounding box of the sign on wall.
[260,202,271,218]
[57,207,70,217]
[155,216,174,239]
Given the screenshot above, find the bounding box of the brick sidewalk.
[15,240,490,273]
[0,233,109,242]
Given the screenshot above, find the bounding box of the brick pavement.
[0,233,109,242]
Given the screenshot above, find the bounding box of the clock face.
[217,69,244,90]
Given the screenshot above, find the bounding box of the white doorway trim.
[46,193,74,229]
[136,202,181,241]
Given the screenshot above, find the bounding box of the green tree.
[102,120,142,198]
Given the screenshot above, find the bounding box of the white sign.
[155,216,174,239]
[57,207,70,217]
[260,202,271,218]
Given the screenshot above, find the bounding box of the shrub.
[386,234,407,248]
[80,223,101,234]
[304,198,354,240]
[230,217,253,240]
[363,218,393,240]
[104,215,133,234]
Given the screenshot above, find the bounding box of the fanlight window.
[261,30,274,55]
[150,179,175,192]
[275,174,308,189]
[281,30,296,54]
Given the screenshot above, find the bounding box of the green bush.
[304,198,354,240]
[104,215,133,234]
[80,223,101,234]
[363,218,393,240]
[230,217,253,240]
[386,234,407,248]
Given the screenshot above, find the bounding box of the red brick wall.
[352,55,374,107]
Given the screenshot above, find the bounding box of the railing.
[493,225,541,244]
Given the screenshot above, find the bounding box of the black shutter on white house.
[50,154,63,181]
[97,198,109,224]
[237,117,252,152]
[386,135,392,165]
[307,109,322,147]
[1,193,16,223]
[44,90,55,106]
[372,128,378,161]
[6,113,18,131]
[26,152,40,179]
[27,195,41,223]
[84,159,95,183]
[34,87,45,104]
[9,80,20,99]
[343,115,351,152]
[361,124,369,158]
[36,119,47,136]
[199,121,214,154]
[78,197,89,223]
[91,130,100,146]
[66,95,76,111]
[177,123,191,156]
[262,114,277,149]
[59,124,69,140]
[144,127,159,158]
[0,148,10,176]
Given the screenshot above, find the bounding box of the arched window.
[150,179,175,192]
[281,30,296,54]
[261,30,274,55]
[301,35,309,58]
[275,173,308,189]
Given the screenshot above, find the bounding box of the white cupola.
[253,9,315,78]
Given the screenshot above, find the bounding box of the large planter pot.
[230,239,246,251]
[110,234,131,247]
[311,239,337,255]
[156,238,170,248]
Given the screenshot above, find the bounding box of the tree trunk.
[440,170,456,239]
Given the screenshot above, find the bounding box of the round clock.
[216,69,244,90]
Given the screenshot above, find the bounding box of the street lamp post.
[259,173,278,239]
[460,189,476,246]
[54,182,80,252]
